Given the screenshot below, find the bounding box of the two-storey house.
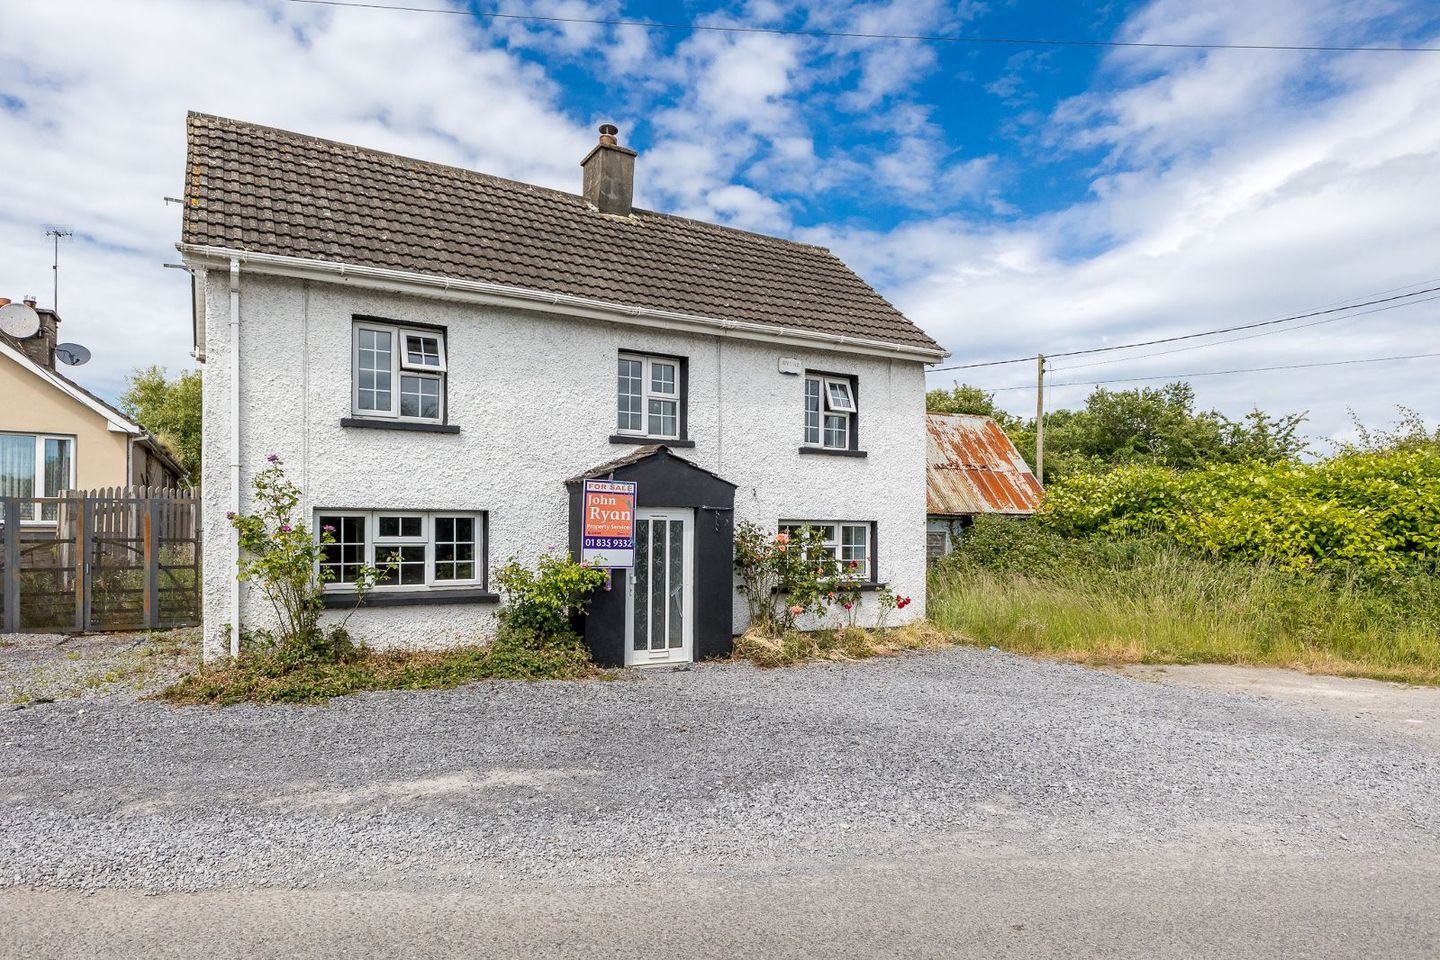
[178,114,947,666]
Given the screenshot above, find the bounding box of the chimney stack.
[3,296,60,368]
[581,123,636,217]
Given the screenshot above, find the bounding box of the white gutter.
[178,244,951,363]
[228,257,241,659]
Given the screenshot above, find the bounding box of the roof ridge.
[187,111,584,207]
[181,112,945,353]
[186,112,836,256]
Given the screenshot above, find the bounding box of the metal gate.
[0,487,201,634]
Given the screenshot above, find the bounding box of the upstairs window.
[353,320,446,423]
[617,353,683,440]
[804,373,857,450]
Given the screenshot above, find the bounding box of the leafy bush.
[734,522,909,632]
[1039,448,1440,571]
[227,456,388,662]
[493,548,608,646]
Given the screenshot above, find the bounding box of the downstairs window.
[778,521,875,582]
[315,510,484,590]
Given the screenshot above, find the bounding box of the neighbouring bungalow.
[926,412,1042,559]
[178,114,948,666]
[1,296,184,526]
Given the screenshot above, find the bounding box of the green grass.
[929,519,1440,685]
[158,635,604,706]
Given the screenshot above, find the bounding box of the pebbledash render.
[178,113,948,666]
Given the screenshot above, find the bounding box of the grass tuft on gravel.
[734,622,953,668]
[159,635,604,706]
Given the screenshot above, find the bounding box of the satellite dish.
[55,343,91,367]
[0,302,41,339]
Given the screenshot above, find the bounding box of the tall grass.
[929,518,1440,685]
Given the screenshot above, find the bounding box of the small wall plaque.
[778,357,802,376]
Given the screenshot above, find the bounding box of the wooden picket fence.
[0,486,201,634]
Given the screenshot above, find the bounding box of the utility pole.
[1035,353,1045,487]
[45,227,74,312]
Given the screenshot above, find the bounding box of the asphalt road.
[4,647,1438,958]
[6,849,1438,959]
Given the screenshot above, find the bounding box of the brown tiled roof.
[180,113,942,353]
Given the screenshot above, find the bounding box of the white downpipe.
[228,257,242,659]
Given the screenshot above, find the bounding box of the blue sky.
[2,0,1438,444]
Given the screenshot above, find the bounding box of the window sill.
[771,582,888,594]
[610,434,695,448]
[798,446,868,458]
[340,418,460,434]
[321,588,500,609]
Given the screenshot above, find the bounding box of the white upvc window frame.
[779,520,873,582]
[352,321,447,423]
[616,352,681,440]
[803,374,857,450]
[315,509,483,592]
[0,432,76,524]
[400,331,446,373]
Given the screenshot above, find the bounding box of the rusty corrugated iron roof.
[926,412,1043,516]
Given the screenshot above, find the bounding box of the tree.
[1340,406,1440,455]
[965,381,1308,482]
[119,366,202,481]
[924,383,1023,432]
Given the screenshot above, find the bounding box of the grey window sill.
[610,434,695,448]
[321,588,499,609]
[798,446,868,458]
[341,418,460,434]
[767,581,888,594]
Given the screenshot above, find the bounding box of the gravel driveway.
[3,647,1439,957]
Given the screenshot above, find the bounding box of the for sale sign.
[581,479,637,568]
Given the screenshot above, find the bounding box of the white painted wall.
[200,271,929,659]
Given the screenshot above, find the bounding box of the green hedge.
[1039,449,1440,571]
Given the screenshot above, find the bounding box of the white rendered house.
[179,114,947,665]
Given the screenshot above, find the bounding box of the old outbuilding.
[925,412,1043,559]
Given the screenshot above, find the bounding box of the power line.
[979,351,1440,393]
[1053,291,1440,372]
[928,284,1440,373]
[282,0,1440,53]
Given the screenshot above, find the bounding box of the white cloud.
[0,0,595,399]
[816,10,1440,440]
[1,0,1434,449]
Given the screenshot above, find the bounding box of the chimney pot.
[581,123,637,217]
[23,296,37,307]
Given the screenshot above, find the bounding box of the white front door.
[625,508,694,666]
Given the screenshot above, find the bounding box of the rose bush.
[228,456,388,663]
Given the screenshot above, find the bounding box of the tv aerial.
[55,342,91,366]
[0,301,41,339]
